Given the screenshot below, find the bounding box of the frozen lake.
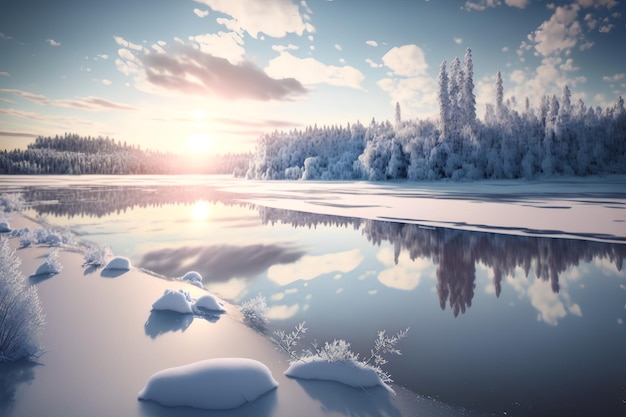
[1,175,625,417]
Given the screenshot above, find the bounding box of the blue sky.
[1,0,624,154]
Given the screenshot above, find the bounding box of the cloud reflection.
[267,249,363,285]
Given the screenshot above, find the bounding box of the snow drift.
[138,358,278,409]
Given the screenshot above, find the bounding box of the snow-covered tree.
[463,48,476,126]
[438,60,450,140]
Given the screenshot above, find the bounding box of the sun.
[191,200,211,221]
[185,133,212,154]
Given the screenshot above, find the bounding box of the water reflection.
[139,244,306,282]
[0,361,37,414]
[21,184,626,318]
[259,206,626,317]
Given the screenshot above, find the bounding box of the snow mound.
[103,256,131,271]
[193,294,226,312]
[0,221,10,233]
[180,270,203,288]
[285,357,392,392]
[152,289,193,314]
[138,358,278,410]
[33,261,61,276]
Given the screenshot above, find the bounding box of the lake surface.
[1,175,625,417]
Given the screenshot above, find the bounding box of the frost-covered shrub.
[240,294,268,328]
[0,237,45,362]
[273,321,408,385]
[18,227,73,248]
[0,193,25,213]
[82,244,111,268]
[34,248,63,276]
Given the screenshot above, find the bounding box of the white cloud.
[95,54,109,60]
[377,75,438,118]
[101,79,112,86]
[193,8,209,18]
[365,58,382,68]
[454,37,463,45]
[365,40,378,47]
[599,22,615,32]
[113,35,143,51]
[576,0,618,9]
[603,73,625,82]
[45,38,61,47]
[0,72,9,77]
[463,0,529,10]
[529,4,582,57]
[376,247,433,291]
[381,44,428,77]
[266,51,366,91]
[194,0,309,38]
[272,44,299,53]
[267,249,363,285]
[505,0,530,8]
[189,31,245,64]
[334,43,342,51]
[116,41,307,101]
[0,88,136,111]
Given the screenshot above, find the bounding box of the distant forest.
[2,48,624,180]
[247,49,626,181]
[0,134,250,175]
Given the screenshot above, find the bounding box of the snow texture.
[103,256,131,271]
[285,357,392,391]
[193,293,226,312]
[151,289,193,314]
[138,358,278,410]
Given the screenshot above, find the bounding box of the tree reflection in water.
[23,184,626,317]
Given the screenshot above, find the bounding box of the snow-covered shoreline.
[1,213,479,417]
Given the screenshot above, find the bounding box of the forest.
[0,134,250,175]
[1,49,624,179]
[246,49,626,181]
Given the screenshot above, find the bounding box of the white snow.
[33,261,60,276]
[285,357,392,391]
[193,293,226,312]
[0,221,11,233]
[151,289,193,314]
[103,256,131,271]
[138,358,278,409]
[180,270,203,288]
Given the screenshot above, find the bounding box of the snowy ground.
[1,213,489,417]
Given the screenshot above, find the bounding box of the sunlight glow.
[185,133,212,154]
[191,200,211,221]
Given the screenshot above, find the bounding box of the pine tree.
[463,48,476,126]
[395,102,402,130]
[495,71,504,116]
[438,60,450,140]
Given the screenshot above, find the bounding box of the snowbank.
[285,357,392,392]
[0,221,10,233]
[103,256,131,271]
[138,358,278,409]
[180,270,203,288]
[193,293,226,312]
[151,289,193,314]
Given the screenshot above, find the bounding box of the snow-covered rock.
[103,256,131,271]
[180,270,203,288]
[33,261,61,276]
[0,221,10,233]
[152,289,193,314]
[138,358,278,410]
[193,294,226,312]
[285,357,392,392]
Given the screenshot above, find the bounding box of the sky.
[0,0,625,155]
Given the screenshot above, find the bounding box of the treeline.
[0,133,250,175]
[247,48,626,181]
